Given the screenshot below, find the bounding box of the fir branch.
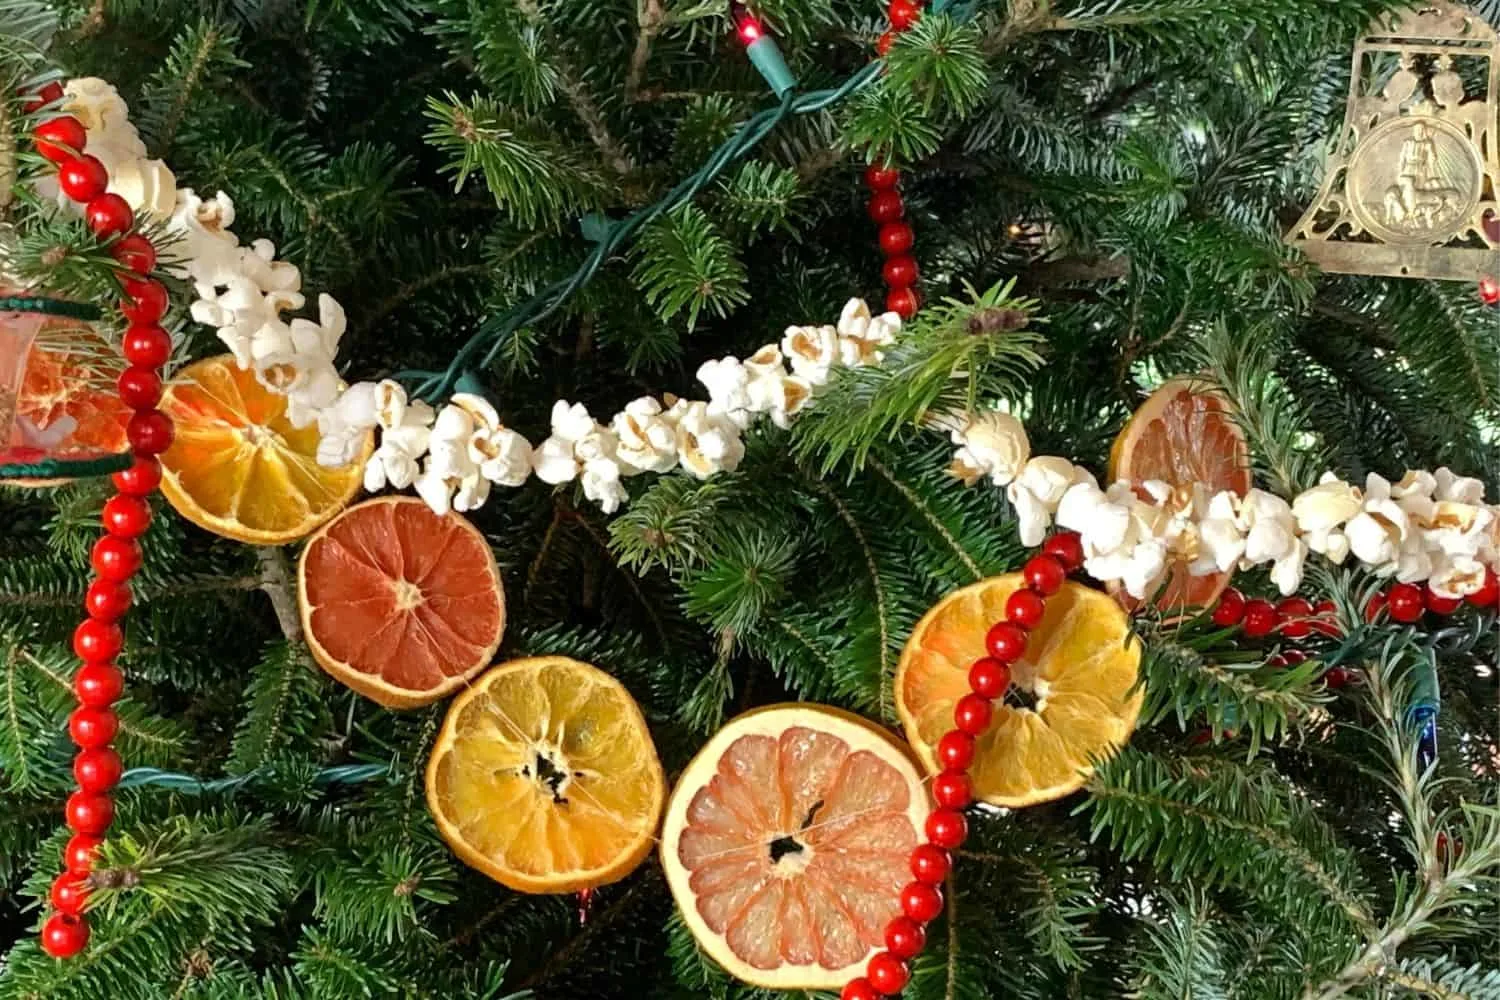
[868,457,983,582]
[631,204,750,329]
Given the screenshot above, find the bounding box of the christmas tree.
[2,0,1498,996]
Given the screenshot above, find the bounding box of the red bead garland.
[28,86,170,960]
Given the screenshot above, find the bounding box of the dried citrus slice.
[1109,376,1251,614]
[157,355,370,545]
[896,575,1142,808]
[10,317,130,486]
[297,497,505,708]
[661,704,929,990]
[427,656,665,894]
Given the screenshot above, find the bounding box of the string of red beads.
[27,82,174,960]
[841,531,1085,999]
[864,0,924,322]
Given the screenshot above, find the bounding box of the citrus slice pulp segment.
[896,575,1143,808]
[157,355,369,545]
[661,705,929,990]
[426,657,665,894]
[298,496,505,708]
[1109,376,1251,614]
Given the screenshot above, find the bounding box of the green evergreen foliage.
[2,0,1497,996]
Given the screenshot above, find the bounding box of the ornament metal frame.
[1286,2,1500,281]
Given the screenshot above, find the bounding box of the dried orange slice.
[896,575,1142,808]
[157,355,370,545]
[298,497,505,708]
[427,656,665,894]
[1109,376,1251,614]
[10,317,130,486]
[661,704,929,990]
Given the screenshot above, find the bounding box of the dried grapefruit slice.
[157,355,370,545]
[298,496,505,708]
[1109,376,1251,614]
[661,704,930,990]
[426,656,665,893]
[896,575,1142,808]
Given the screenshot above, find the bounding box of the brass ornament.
[1287,3,1500,281]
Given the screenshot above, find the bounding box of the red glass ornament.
[865,165,900,191]
[1212,588,1246,627]
[40,913,89,958]
[57,155,108,203]
[925,808,967,849]
[117,366,164,410]
[50,871,91,915]
[1324,666,1351,689]
[1480,275,1500,305]
[884,916,926,959]
[64,833,103,873]
[1006,588,1046,629]
[1023,555,1066,595]
[85,193,134,239]
[952,695,992,736]
[84,578,131,622]
[68,707,118,749]
[984,621,1027,662]
[73,619,123,663]
[868,190,904,224]
[1277,596,1314,639]
[1365,592,1387,622]
[74,747,123,794]
[120,278,169,325]
[936,730,975,770]
[122,324,171,367]
[65,791,114,835]
[111,234,158,275]
[1469,570,1498,607]
[103,494,152,539]
[866,952,910,995]
[900,880,944,923]
[1042,531,1084,571]
[34,116,87,163]
[1424,587,1462,616]
[932,769,973,809]
[113,456,162,497]
[1387,583,1424,623]
[74,662,124,708]
[127,410,175,455]
[875,29,896,55]
[91,536,142,582]
[968,657,1010,699]
[842,978,880,1000]
[882,255,918,289]
[1242,599,1279,638]
[879,222,914,256]
[909,843,950,883]
[885,286,919,319]
[888,0,920,29]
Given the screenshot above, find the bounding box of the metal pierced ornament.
[1287,2,1500,281]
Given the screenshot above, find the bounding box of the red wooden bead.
[1242,599,1279,638]
[868,190,904,225]
[1387,583,1424,623]
[865,164,900,191]
[64,834,103,873]
[879,222,914,256]
[73,619,122,663]
[888,0,920,30]
[1281,649,1308,666]
[68,707,118,749]
[1365,592,1387,622]
[1277,596,1314,639]
[1469,570,1498,608]
[102,494,152,539]
[968,657,1010,699]
[881,255,919,289]
[925,808,968,849]
[884,916,925,959]
[23,81,65,112]
[57,154,108,203]
[122,324,171,368]
[127,410,175,455]
[909,843,950,883]
[111,234,157,275]
[875,29,896,55]
[1266,653,1287,669]
[1424,586,1463,616]
[984,621,1027,662]
[842,978,880,1000]
[112,455,161,497]
[1212,588,1246,627]
[74,747,123,794]
[885,286,919,319]
[84,578,131,622]
[34,116,87,163]
[932,769,973,809]
[901,880,944,923]
[1042,531,1085,571]
[66,791,114,835]
[50,871,91,915]
[1311,599,1341,637]
[1023,555,1066,595]
[40,913,89,958]
[92,536,142,583]
[1480,275,1500,305]
[120,278,169,325]
[866,951,911,995]
[952,695,992,737]
[1006,588,1046,629]
[1324,666,1351,689]
[117,366,163,410]
[75,662,124,708]
[936,730,974,771]
[85,193,134,239]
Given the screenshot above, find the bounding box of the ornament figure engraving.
[1349,115,1481,244]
